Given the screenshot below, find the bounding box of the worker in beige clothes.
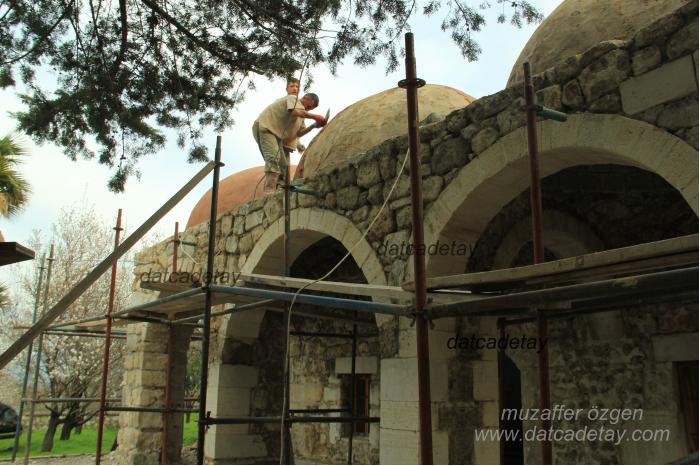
[283,79,308,154]
[253,90,326,192]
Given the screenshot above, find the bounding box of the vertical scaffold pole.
[162,221,179,464]
[24,244,55,464]
[162,324,174,464]
[197,136,223,465]
[281,150,293,464]
[400,32,433,464]
[523,62,552,464]
[347,320,358,465]
[96,209,123,465]
[284,151,291,277]
[172,222,180,281]
[11,254,47,461]
[497,318,506,461]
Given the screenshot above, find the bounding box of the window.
[341,374,371,435]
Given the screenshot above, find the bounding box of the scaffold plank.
[405,234,698,292]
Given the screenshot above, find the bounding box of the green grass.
[0,414,199,459]
[182,413,199,447]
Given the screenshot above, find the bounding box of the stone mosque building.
[117,0,699,463]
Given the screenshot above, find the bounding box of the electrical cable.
[278,144,411,462]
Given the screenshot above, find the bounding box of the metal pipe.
[11,255,46,461]
[104,406,197,414]
[171,299,276,324]
[23,397,120,403]
[501,289,699,327]
[524,61,549,464]
[348,320,358,465]
[497,318,506,461]
[172,222,179,281]
[281,149,293,466]
[48,314,108,329]
[42,331,126,339]
[96,209,123,465]
[117,315,176,325]
[401,32,433,464]
[205,416,380,425]
[536,309,551,463]
[208,284,410,316]
[24,244,55,464]
[0,161,217,370]
[290,331,354,339]
[197,136,223,465]
[284,151,291,278]
[162,219,182,465]
[289,409,351,414]
[162,325,174,464]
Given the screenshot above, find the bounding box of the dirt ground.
[0,448,197,465]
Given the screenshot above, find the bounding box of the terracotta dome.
[297,84,475,179]
[507,0,689,86]
[187,165,296,229]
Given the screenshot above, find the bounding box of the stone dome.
[507,0,689,86]
[297,84,475,178]
[187,165,296,229]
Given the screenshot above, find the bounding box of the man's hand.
[311,114,327,126]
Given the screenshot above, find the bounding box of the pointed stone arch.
[422,113,698,278]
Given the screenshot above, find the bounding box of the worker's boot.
[264,172,280,193]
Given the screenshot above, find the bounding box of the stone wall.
[116,323,192,464]
[462,160,699,464]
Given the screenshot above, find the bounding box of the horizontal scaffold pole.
[0,161,217,369]
[209,284,411,316]
[205,415,380,425]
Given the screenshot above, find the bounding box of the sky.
[0,1,563,293]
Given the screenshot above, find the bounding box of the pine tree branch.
[138,0,264,74]
[0,5,71,66]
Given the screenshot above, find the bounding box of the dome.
[297,84,475,178]
[187,165,296,229]
[507,0,689,86]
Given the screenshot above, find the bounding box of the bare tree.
[13,202,135,451]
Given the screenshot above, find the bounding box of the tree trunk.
[41,413,62,452]
[60,415,76,440]
[75,423,83,435]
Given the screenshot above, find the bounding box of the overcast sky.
[0,1,563,291]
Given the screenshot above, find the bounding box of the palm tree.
[0,134,31,218]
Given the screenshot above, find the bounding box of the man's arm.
[296,122,320,138]
[290,108,326,126]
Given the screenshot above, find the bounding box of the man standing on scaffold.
[252,80,326,193]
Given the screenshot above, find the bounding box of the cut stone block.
[379,428,449,464]
[379,400,440,431]
[335,356,378,374]
[381,358,448,402]
[652,332,699,361]
[205,430,267,460]
[620,55,696,114]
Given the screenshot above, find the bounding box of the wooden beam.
[405,234,698,292]
[141,272,416,302]
[0,161,217,369]
[236,273,414,301]
[0,242,35,266]
[426,266,697,319]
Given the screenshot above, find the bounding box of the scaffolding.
[3,32,698,466]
